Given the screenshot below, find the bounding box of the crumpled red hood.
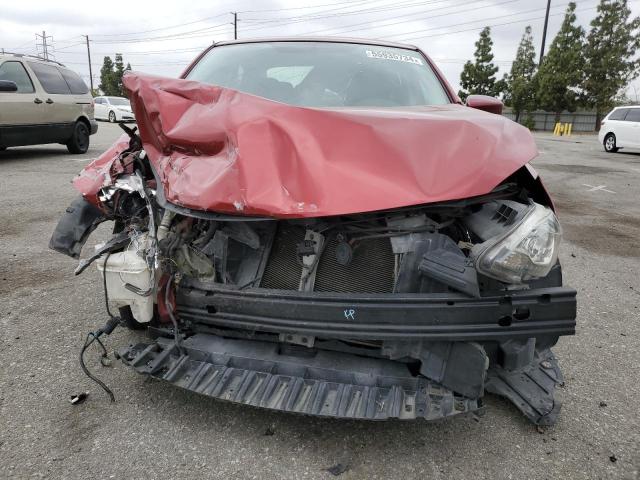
[74,73,537,218]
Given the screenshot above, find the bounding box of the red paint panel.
[75,73,538,218]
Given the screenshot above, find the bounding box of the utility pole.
[84,35,94,92]
[232,12,238,39]
[539,0,552,65]
[42,30,48,60]
[35,30,52,60]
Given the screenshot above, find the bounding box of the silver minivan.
[598,105,640,153]
[0,53,98,154]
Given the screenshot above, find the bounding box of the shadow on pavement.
[0,146,76,162]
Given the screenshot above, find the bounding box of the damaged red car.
[50,38,576,425]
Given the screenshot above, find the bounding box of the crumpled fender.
[49,196,106,258]
[74,73,538,218]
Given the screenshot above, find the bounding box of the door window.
[608,108,629,121]
[0,61,35,93]
[625,109,640,122]
[59,68,89,94]
[27,62,71,94]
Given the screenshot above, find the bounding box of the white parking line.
[582,184,616,193]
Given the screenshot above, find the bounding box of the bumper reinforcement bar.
[177,283,577,342]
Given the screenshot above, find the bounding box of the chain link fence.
[503,111,598,132]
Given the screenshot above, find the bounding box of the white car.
[94,96,135,122]
[598,105,640,153]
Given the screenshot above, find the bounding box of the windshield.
[186,42,451,108]
[108,97,130,106]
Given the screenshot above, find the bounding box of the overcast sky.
[1,0,639,100]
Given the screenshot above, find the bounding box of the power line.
[54,46,207,56]
[399,3,605,42]
[54,42,85,51]
[62,59,190,66]
[239,0,395,23]
[90,23,230,44]
[5,38,36,51]
[90,13,230,38]
[299,0,524,37]
[237,0,371,14]
[236,0,445,33]
[84,1,368,39]
[389,2,584,41]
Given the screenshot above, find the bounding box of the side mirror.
[466,95,503,115]
[0,80,18,92]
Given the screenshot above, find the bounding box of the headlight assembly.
[470,202,562,284]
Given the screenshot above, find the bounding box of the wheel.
[604,133,618,153]
[66,121,90,154]
[108,111,116,123]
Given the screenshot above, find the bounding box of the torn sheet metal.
[74,72,537,218]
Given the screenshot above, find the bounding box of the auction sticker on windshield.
[365,50,423,65]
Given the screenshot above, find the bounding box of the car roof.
[0,52,66,67]
[214,36,420,51]
[614,105,640,109]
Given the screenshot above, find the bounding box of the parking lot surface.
[1,123,639,479]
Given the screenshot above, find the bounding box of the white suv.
[0,53,98,154]
[598,105,640,153]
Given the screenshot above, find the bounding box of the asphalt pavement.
[1,122,639,479]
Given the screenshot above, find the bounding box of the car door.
[103,98,113,120]
[25,61,76,143]
[94,97,105,119]
[0,60,47,147]
[611,108,635,147]
[623,109,640,148]
[602,108,627,146]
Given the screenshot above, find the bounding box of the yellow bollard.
[553,123,560,135]
[565,123,572,136]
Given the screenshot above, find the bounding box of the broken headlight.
[472,203,561,284]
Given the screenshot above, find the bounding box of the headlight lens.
[474,203,561,284]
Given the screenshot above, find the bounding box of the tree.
[114,53,125,96]
[505,26,537,122]
[535,2,585,118]
[99,56,117,96]
[458,27,505,101]
[98,54,132,96]
[582,0,640,128]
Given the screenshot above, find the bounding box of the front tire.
[108,111,116,123]
[604,133,618,153]
[66,121,90,154]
